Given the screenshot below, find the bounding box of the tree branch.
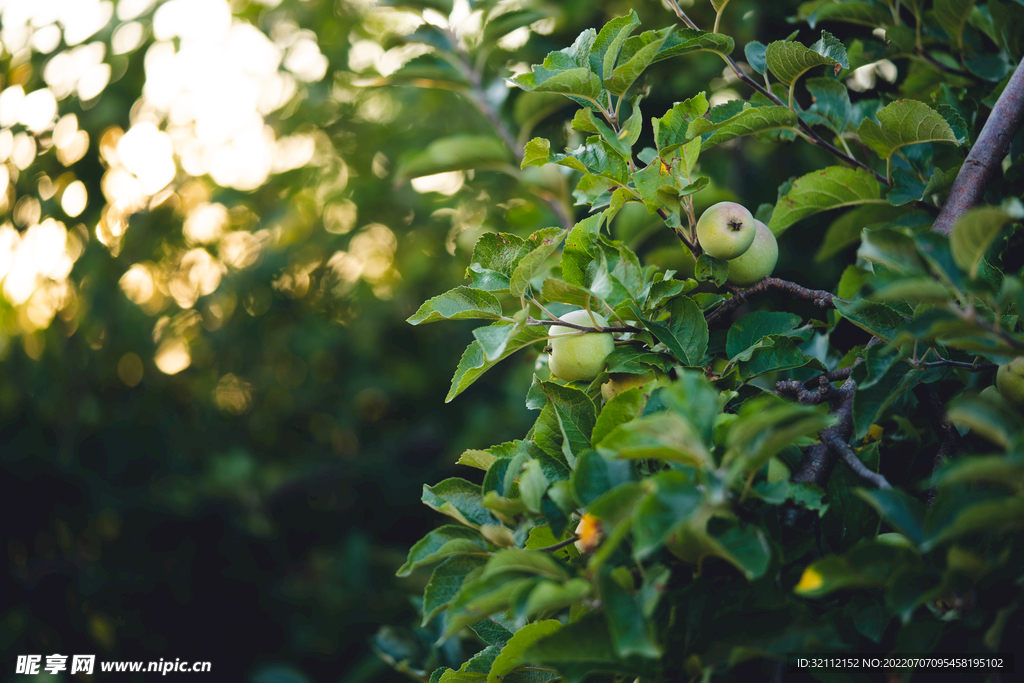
[536,535,579,552]
[824,433,892,489]
[449,39,575,231]
[792,387,855,490]
[706,277,838,326]
[932,60,1024,234]
[529,318,642,333]
[777,375,854,404]
[664,0,890,186]
[912,384,965,505]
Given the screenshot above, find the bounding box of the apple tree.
[379,0,1024,680]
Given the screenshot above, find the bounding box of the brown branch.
[705,277,837,326]
[664,0,891,186]
[792,389,855,490]
[932,60,1024,234]
[912,384,965,506]
[803,365,854,390]
[824,433,892,489]
[777,375,854,404]
[536,535,579,552]
[529,318,642,333]
[447,35,574,231]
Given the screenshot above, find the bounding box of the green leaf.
[447,326,550,402]
[473,321,524,363]
[834,300,906,341]
[408,287,504,325]
[738,335,821,378]
[541,277,595,308]
[604,346,676,374]
[631,297,708,366]
[445,574,537,638]
[809,1,893,28]
[744,41,767,74]
[652,93,710,150]
[765,31,849,89]
[934,0,977,47]
[606,26,674,95]
[600,572,662,659]
[482,9,547,45]
[572,450,635,506]
[510,228,566,297]
[397,525,489,576]
[486,620,563,683]
[631,471,703,559]
[457,449,497,471]
[857,100,961,162]
[686,106,800,149]
[561,215,603,288]
[523,613,654,682]
[726,311,804,358]
[648,27,734,62]
[856,489,926,545]
[593,386,648,444]
[805,77,851,134]
[769,166,884,235]
[523,579,591,618]
[947,392,1024,449]
[423,479,498,528]
[857,227,926,274]
[540,380,598,463]
[397,135,512,181]
[467,232,533,292]
[887,168,927,206]
[950,207,1013,278]
[423,555,488,625]
[815,204,909,261]
[597,412,713,468]
[482,549,569,581]
[924,490,1024,549]
[589,12,641,80]
[522,137,629,183]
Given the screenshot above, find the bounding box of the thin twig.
[528,318,643,333]
[933,59,1024,234]
[448,34,574,231]
[824,433,892,489]
[536,535,579,552]
[912,385,965,506]
[705,277,838,325]
[665,0,891,186]
[920,359,999,371]
[914,48,974,78]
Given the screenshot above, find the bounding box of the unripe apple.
[695,201,756,260]
[548,309,614,381]
[766,457,790,483]
[601,371,655,402]
[996,357,1024,409]
[726,219,778,286]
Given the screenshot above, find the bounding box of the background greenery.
[3,0,1016,681]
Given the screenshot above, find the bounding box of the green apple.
[996,357,1024,408]
[548,309,615,381]
[726,219,778,286]
[601,371,656,402]
[695,201,756,260]
[767,457,791,483]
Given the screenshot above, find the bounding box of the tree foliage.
[385,0,1024,680]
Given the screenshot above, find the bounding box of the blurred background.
[0,0,901,680]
